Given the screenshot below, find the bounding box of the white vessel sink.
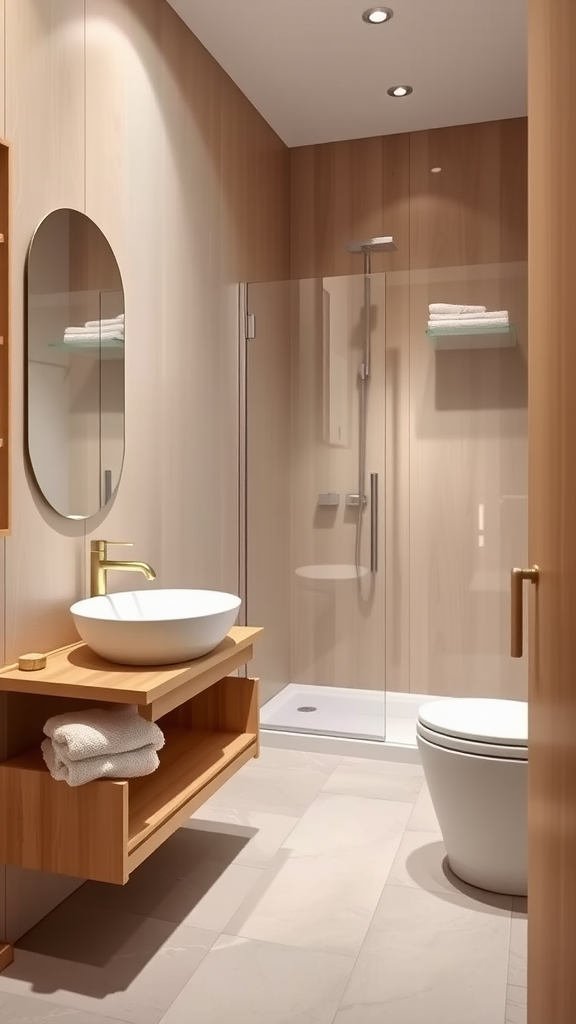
[70,589,242,666]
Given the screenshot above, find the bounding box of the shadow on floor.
[404,842,516,912]
[8,823,265,996]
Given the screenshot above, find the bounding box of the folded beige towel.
[41,738,160,787]
[44,704,164,761]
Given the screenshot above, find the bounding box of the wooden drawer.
[0,675,258,884]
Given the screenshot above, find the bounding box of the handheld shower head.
[346,236,397,254]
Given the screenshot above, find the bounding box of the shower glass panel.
[244,274,387,742]
[409,260,529,699]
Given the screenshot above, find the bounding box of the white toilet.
[416,697,527,896]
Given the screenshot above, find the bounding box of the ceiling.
[166,0,527,148]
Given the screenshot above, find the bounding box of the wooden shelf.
[0,627,262,889]
[0,945,13,971]
[0,674,259,884]
[0,625,263,721]
[128,729,256,858]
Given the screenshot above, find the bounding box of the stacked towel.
[41,704,165,787]
[63,313,124,344]
[429,303,486,315]
[428,303,509,332]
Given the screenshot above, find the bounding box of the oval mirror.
[25,209,125,519]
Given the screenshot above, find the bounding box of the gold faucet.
[90,540,157,597]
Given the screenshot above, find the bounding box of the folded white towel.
[65,326,124,337]
[41,738,160,787]
[63,332,124,344]
[44,704,164,761]
[85,314,124,328]
[429,303,487,315]
[428,317,509,331]
[429,310,509,321]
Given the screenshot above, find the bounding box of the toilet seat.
[417,698,528,761]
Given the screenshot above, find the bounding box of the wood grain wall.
[290,118,528,699]
[0,0,289,943]
[528,0,576,1016]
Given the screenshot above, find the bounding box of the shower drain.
[297,706,318,713]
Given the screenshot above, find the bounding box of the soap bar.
[18,653,47,671]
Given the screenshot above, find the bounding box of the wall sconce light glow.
[430,166,442,173]
[362,7,394,24]
[387,85,413,97]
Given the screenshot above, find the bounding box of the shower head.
[346,236,397,254]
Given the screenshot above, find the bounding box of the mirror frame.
[24,207,125,520]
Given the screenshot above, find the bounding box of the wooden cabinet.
[0,628,262,886]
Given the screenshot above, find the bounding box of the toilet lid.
[418,698,528,747]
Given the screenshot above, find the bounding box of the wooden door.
[528,0,576,1020]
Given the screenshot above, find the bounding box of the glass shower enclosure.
[241,255,529,752]
[242,272,388,742]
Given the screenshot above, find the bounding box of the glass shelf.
[49,338,124,355]
[426,324,516,351]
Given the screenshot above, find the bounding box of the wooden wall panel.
[3,0,89,942]
[528,0,576,1017]
[288,119,527,700]
[4,0,86,666]
[84,0,163,584]
[291,133,410,279]
[0,0,289,944]
[409,121,528,699]
[410,119,528,269]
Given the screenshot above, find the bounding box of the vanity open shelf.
[0,627,262,886]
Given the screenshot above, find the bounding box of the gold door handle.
[510,566,539,658]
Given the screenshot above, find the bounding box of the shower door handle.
[370,473,379,573]
[510,566,539,657]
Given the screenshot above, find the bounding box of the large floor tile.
[0,905,215,1024]
[199,748,342,818]
[284,792,414,854]
[334,885,511,1024]
[323,757,424,803]
[508,900,527,989]
[405,782,441,833]
[226,793,411,956]
[0,990,121,1024]
[160,934,354,1024]
[386,830,514,908]
[186,809,298,868]
[69,828,263,933]
[505,984,527,1024]
[252,747,342,771]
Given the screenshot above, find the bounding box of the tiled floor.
[0,747,527,1023]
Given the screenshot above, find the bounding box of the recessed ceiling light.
[387,85,413,98]
[430,166,442,174]
[362,7,394,25]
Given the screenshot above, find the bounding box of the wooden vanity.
[0,626,262,889]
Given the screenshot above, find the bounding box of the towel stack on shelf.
[41,704,165,787]
[63,313,124,344]
[428,304,510,332]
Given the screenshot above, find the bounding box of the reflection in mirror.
[26,209,125,519]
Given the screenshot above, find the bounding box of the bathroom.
[0,0,572,1021]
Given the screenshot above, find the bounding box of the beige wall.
[0,0,289,942]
